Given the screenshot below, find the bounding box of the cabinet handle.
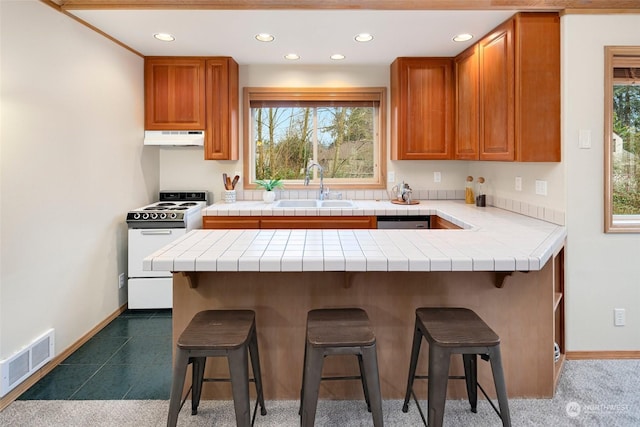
[140,230,173,235]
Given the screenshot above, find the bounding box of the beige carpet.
[1,360,639,426]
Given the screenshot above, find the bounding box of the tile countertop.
[143,200,567,273]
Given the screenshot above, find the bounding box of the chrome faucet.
[304,161,325,200]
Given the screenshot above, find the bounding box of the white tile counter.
[143,200,566,273]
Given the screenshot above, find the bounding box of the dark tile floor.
[18,309,172,400]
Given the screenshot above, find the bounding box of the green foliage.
[255,179,284,191]
[612,84,640,214]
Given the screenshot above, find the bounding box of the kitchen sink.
[319,200,357,208]
[274,200,319,208]
[273,199,358,208]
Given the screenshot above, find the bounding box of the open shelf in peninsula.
[145,201,566,401]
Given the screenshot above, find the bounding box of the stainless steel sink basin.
[274,200,319,208]
[319,200,357,208]
[273,199,358,208]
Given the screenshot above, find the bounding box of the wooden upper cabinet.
[479,20,515,161]
[454,45,480,160]
[205,57,239,160]
[513,12,561,162]
[458,12,560,162]
[144,58,206,130]
[391,57,454,160]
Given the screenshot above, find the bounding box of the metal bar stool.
[401,307,511,427]
[300,308,384,427]
[167,310,267,427]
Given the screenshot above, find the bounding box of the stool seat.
[416,308,500,347]
[300,308,383,427]
[402,307,511,427]
[167,310,266,427]
[307,308,376,348]
[177,310,255,350]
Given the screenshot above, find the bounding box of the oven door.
[128,228,186,278]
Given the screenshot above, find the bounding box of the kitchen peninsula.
[144,201,566,400]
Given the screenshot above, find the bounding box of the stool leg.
[228,346,251,427]
[402,320,423,412]
[361,345,384,427]
[357,354,372,412]
[301,344,324,427]
[488,346,511,427]
[248,328,267,416]
[190,357,206,415]
[462,354,478,413]
[427,345,450,427]
[167,349,189,427]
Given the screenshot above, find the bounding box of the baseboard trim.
[0,304,128,412]
[566,350,640,360]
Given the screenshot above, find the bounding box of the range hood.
[143,130,205,146]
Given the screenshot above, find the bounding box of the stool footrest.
[320,375,362,381]
[414,374,467,380]
[202,377,257,383]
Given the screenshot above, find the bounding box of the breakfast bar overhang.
[144,201,567,400]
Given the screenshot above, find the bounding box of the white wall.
[0,1,157,361]
[562,14,640,351]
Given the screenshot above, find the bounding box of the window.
[605,47,640,232]
[243,87,386,189]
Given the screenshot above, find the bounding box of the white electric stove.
[126,191,208,309]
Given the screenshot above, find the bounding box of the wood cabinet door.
[203,216,260,229]
[479,21,514,161]
[454,45,480,160]
[391,58,454,160]
[144,58,206,130]
[205,58,239,160]
[260,216,375,229]
[514,13,561,162]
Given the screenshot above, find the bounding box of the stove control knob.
[159,212,167,219]
[133,212,141,220]
[150,212,158,219]
[142,213,149,220]
[170,213,178,219]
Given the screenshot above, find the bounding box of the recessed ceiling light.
[330,54,346,60]
[354,33,374,42]
[255,33,275,42]
[453,33,473,42]
[284,53,300,61]
[153,33,175,42]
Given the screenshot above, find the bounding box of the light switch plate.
[579,129,592,149]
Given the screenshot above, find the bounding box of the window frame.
[604,46,640,233]
[242,87,387,190]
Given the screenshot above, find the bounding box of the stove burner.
[180,202,198,207]
[156,202,176,207]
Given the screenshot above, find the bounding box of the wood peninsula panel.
[430,215,462,229]
[173,255,558,401]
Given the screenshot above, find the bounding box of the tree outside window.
[243,88,386,189]
[605,46,640,232]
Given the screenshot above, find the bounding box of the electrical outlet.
[118,273,125,289]
[515,177,522,192]
[535,180,548,196]
[434,172,441,183]
[614,308,625,326]
[388,171,395,183]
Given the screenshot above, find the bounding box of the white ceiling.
[70,9,517,64]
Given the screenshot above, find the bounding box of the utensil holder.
[223,189,236,204]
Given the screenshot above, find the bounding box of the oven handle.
[140,230,174,235]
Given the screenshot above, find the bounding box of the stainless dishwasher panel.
[376,215,430,229]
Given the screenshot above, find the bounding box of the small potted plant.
[255,178,283,203]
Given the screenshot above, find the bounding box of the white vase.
[263,191,276,203]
